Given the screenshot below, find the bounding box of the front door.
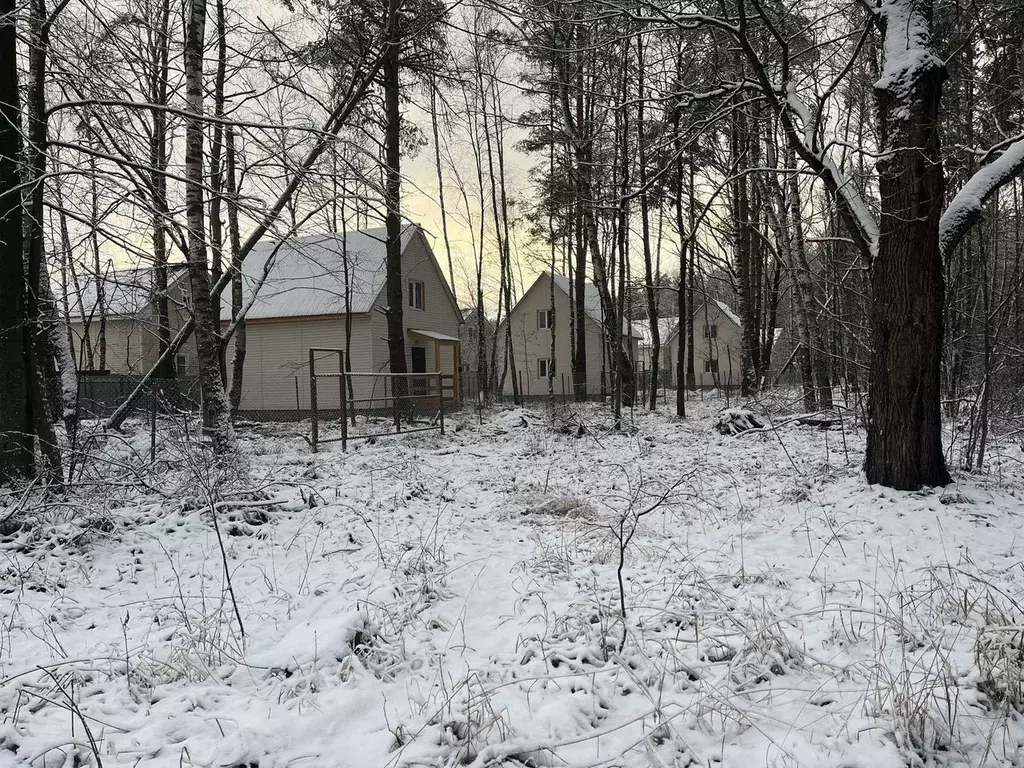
[410,346,428,398]
[411,346,427,374]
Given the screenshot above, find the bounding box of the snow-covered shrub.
[714,408,765,435]
[975,626,1024,714]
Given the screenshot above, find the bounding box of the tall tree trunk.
[786,148,832,409]
[184,0,234,452]
[637,34,659,410]
[0,0,32,481]
[685,160,697,391]
[26,0,61,481]
[88,152,106,371]
[208,0,227,291]
[864,2,950,489]
[226,127,246,417]
[150,0,173,380]
[383,0,408,397]
[572,204,588,401]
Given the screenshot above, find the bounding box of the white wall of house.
[231,314,375,413]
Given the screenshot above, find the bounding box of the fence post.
[340,352,348,452]
[150,390,157,463]
[309,349,319,452]
[438,371,445,435]
[393,374,401,433]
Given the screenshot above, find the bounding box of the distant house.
[458,307,495,394]
[67,264,197,375]
[497,271,637,398]
[70,224,464,417]
[659,299,743,388]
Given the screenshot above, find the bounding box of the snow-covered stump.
[715,407,765,436]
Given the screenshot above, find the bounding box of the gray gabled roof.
[222,225,419,321]
[547,272,631,335]
[68,264,189,320]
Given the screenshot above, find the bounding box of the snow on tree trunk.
[864,0,950,489]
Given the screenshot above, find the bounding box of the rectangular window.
[537,309,553,329]
[408,281,425,310]
[538,358,554,378]
[175,353,187,370]
[703,324,718,339]
[704,359,719,374]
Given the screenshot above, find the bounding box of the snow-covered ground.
[2,398,1024,767]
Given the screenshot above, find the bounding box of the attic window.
[408,281,424,310]
[703,324,718,339]
[537,309,553,329]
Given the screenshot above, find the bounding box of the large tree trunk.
[0,0,32,481]
[864,2,950,489]
[184,0,234,452]
[383,5,408,394]
[25,0,62,482]
[572,205,587,401]
[150,0,173,381]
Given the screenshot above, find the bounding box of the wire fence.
[77,373,201,419]
[308,347,457,451]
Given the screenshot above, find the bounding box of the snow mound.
[715,407,766,435]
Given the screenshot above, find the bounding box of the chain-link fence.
[77,373,201,419]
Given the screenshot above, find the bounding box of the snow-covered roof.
[222,226,417,321]
[711,299,742,329]
[68,264,190,320]
[548,272,631,334]
[631,318,680,347]
[409,329,460,343]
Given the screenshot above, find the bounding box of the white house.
[223,224,463,416]
[497,271,637,398]
[69,224,464,417]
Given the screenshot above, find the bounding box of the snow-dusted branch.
[939,136,1024,259]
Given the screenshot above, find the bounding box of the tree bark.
[184,0,234,452]
[25,0,62,482]
[383,0,408,396]
[225,126,246,417]
[864,2,950,489]
[0,0,32,481]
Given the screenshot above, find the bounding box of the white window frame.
[537,308,553,329]
[538,358,553,378]
[408,280,425,310]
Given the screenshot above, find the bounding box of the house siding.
[498,272,610,398]
[661,302,742,388]
[368,230,462,377]
[228,315,376,413]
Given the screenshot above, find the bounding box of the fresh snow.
[2,400,1024,767]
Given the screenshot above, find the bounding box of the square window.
[703,324,718,339]
[408,281,425,310]
[704,359,719,374]
[537,309,553,329]
[538,358,554,378]
[175,354,187,370]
